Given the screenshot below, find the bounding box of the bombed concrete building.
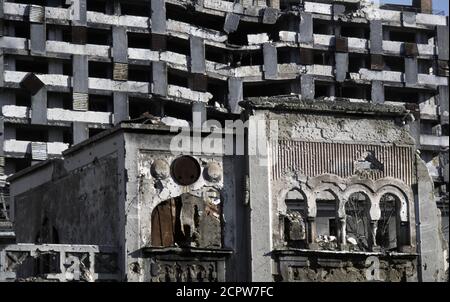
[0,0,448,282]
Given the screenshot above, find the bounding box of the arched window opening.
[345,193,372,251]
[283,189,307,248]
[151,193,222,249]
[376,194,398,251]
[315,192,338,250]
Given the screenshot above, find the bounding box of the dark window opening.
[231,50,263,67]
[389,29,416,43]
[284,189,308,248]
[168,70,189,87]
[46,25,72,42]
[87,28,111,45]
[418,59,433,74]
[16,126,48,142]
[62,128,73,145]
[15,90,32,107]
[128,65,150,82]
[345,193,372,251]
[315,82,333,98]
[337,84,370,100]
[205,46,230,65]
[313,20,333,35]
[384,56,405,72]
[314,50,332,65]
[120,1,150,17]
[207,80,227,106]
[243,81,292,98]
[89,95,111,112]
[341,24,369,39]
[166,36,190,56]
[87,0,107,13]
[348,54,369,72]
[89,128,105,138]
[166,4,225,32]
[47,92,72,110]
[376,194,398,250]
[89,61,112,79]
[11,158,33,173]
[5,21,30,39]
[16,57,48,74]
[128,32,151,49]
[385,87,420,103]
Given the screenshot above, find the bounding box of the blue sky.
[381,0,449,14]
[381,0,449,15]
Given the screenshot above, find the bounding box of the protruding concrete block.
[228,77,243,114]
[31,87,48,125]
[263,43,278,80]
[30,24,46,55]
[299,12,313,44]
[335,52,348,83]
[192,101,206,130]
[404,57,418,85]
[190,36,206,74]
[371,80,384,104]
[370,20,383,55]
[437,25,449,61]
[113,26,128,64]
[150,0,167,35]
[152,61,168,97]
[301,75,314,100]
[113,92,129,124]
[20,73,45,96]
[72,0,87,26]
[438,86,449,125]
[224,13,240,34]
[72,122,89,144]
[73,55,88,94]
[263,8,279,25]
[402,11,416,27]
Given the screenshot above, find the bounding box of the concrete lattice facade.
[0,0,448,282]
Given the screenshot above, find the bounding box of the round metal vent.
[171,156,201,186]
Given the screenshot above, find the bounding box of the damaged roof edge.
[6,158,61,182]
[240,97,411,117]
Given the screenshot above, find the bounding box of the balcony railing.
[0,244,120,282]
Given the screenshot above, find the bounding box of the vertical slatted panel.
[272,140,415,185]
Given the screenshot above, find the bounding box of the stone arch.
[340,184,375,219]
[278,185,316,218]
[374,185,409,222]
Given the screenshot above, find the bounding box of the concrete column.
[248,113,272,281]
[228,77,243,114]
[192,101,206,130]
[31,87,48,125]
[416,156,447,281]
[72,122,89,144]
[263,43,278,80]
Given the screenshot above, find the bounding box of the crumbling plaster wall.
[14,155,120,246]
[248,108,425,281]
[123,131,247,281]
[416,156,448,282]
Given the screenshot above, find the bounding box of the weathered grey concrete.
[416,156,448,282]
